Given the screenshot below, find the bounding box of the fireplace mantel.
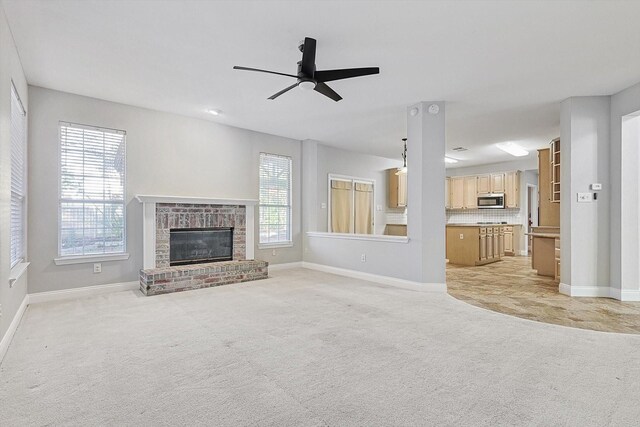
[136,195,257,269]
[135,195,258,206]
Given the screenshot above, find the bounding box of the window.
[10,83,26,267]
[59,122,126,257]
[328,175,374,235]
[259,153,292,246]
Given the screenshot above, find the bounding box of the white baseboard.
[0,294,28,365]
[559,283,640,301]
[301,262,447,293]
[268,261,303,271]
[29,281,139,305]
[519,250,529,256]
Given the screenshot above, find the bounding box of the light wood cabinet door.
[445,177,450,209]
[387,169,408,208]
[397,171,407,207]
[491,173,505,193]
[493,233,500,258]
[486,231,494,259]
[504,232,514,253]
[450,177,464,209]
[499,230,505,257]
[463,176,478,209]
[477,175,491,194]
[505,171,520,208]
[479,235,487,261]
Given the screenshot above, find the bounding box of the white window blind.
[59,122,126,257]
[10,83,26,268]
[259,153,292,245]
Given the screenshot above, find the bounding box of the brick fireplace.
[135,195,267,295]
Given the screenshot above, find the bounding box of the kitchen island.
[446,224,522,266]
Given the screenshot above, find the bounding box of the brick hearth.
[140,260,268,296]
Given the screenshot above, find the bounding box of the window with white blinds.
[59,122,126,257]
[259,153,292,245]
[10,83,26,268]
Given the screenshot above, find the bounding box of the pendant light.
[396,138,407,175]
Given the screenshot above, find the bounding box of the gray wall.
[27,87,302,294]
[610,81,640,297]
[560,96,611,290]
[315,144,402,234]
[0,6,28,346]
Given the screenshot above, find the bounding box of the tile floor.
[447,256,640,334]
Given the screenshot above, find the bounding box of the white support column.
[141,202,156,269]
[246,206,255,260]
[406,101,447,285]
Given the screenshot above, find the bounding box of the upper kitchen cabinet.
[504,171,521,208]
[449,176,465,209]
[388,168,408,208]
[464,176,478,209]
[445,177,451,209]
[477,173,505,194]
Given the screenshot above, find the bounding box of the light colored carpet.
[1,268,640,426]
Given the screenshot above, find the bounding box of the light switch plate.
[577,193,593,203]
[591,183,602,190]
[321,203,327,209]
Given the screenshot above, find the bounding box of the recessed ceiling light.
[496,142,528,157]
[445,157,458,164]
[208,109,221,116]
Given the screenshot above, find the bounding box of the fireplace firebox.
[169,227,233,266]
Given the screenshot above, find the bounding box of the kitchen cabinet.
[446,225,501,266]
[504,171,520,208]
[447,170,519,210]
[449,176,464,209]
[477,175,491,194]
[445,177,450,209]
[388,169,408,208]
[491,173,505,193]
[538,149,560,226]
[463,176,478,209]
[385,224,407,236]
[498,227,505,257]
[503,225,522,256]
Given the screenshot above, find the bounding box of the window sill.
[306,232,409,243]
[54,253,130,266]
[9,262,30,287]
[258,242,294,250]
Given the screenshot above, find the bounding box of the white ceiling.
[3,0,640,167]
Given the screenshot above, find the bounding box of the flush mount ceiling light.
[208,109,221,116]
[445,157,458,164]
[496,142,528,157]
[298,80,316,90]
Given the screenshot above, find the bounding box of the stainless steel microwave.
[477,193,505,209]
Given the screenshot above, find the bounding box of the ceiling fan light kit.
[233,37,380,102]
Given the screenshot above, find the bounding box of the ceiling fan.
[233,37,379,102]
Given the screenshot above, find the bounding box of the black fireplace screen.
[169,227,233,266]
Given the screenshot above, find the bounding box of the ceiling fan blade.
[233,66,298,79]
[300,37,316,77]
[268,83,299,100]
[314,67,380,82]
[314,82,342,102]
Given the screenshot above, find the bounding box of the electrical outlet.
[376,204,383,211]
[460,234,464,239]
[321,203,327,209]
[272,249,276,256]
[360,254,366,262]
[93,263,102,273]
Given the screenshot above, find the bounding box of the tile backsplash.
[446,208,523,224]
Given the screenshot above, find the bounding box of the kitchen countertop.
[446,223,522,227]
[525,232,560,238]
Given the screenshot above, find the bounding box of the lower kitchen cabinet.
[503,225,522,256]
[446,225,502,266]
